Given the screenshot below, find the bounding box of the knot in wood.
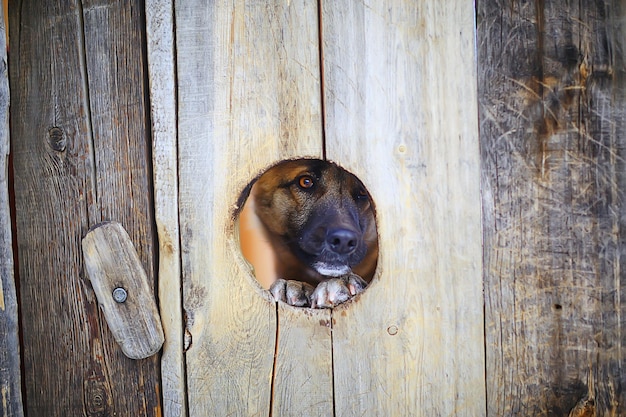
[48,127,66,152]
[85,379,109,415]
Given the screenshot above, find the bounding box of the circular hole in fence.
[237,158,379,308]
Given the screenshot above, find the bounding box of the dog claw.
[269,279,315,307]
[310,273,368,309]
[270,274,367,309]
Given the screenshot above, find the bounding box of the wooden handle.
[82,221,164,359]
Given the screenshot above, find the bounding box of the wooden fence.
[1,0,624,416]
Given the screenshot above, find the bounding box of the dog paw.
[310,273,368,309]
[269,279,315,307]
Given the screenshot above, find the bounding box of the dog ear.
[234,176,260,219]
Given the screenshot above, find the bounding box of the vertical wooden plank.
[272,306,333,417]
[0,2,23,414]
[81,0,162,413]
[174,1,327,415]
[477,1,626,415]
[10,0,161,414]
[145,1,186,416]
[322,1,485,416]
[11,1,106,413]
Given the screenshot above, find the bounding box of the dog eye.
[298,175,315,189]
[356,188,369,200]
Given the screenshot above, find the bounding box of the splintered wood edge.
[82,221,165,359]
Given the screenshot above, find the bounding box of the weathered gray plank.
[174,1,325,415]
[11,1,106,413]
[80,0,163,411]
[0,2,23,414]
[10,0,161,414]
[477,1,626,415]
[322,1,486,416]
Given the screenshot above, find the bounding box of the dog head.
[250,159,378,284]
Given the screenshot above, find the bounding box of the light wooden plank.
[322,1,486,416]
[477,1,626,415]
[145,0,187,414]
[174,1,326,415]
[272,305,333,417]
[82,222,165,360]
[0,1,23,413]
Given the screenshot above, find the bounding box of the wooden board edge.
[0,242,25,414]
[145,0,187,415]
[0,2,24,411]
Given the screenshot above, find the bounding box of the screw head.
[112,287,128,303]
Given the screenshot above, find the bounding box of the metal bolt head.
[112,287,128,303]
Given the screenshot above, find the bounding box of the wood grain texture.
[80,0,163,410]
[145,0,186,414]
[322,1,485,416]
[477,1,626,415]
[272,305,333,417]
[174,1,324,415]
[82,222,164,360]
[0,2,23,413]
[9,0,161,414]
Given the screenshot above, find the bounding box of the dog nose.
[327,228,358,255]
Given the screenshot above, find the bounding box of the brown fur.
[240,159,378,288]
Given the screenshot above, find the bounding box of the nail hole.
[387,325,399,335]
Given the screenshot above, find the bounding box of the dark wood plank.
[80,1,161,412]
[9,0,161,414]
[477,1,626,415]
[0,2,23,414]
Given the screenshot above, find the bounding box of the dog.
[238,159,378,308]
